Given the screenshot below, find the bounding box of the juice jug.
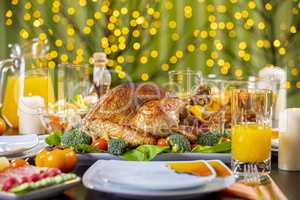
[0,38,55,128]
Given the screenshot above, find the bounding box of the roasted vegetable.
[107,139,128,155]
[60,128,92,147]
[166,134,191,153]
[197,131,223,146]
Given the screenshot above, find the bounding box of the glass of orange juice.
[231,88,273,176]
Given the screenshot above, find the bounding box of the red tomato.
[92,139,108,151]
[191,143,198,149]
[157,138,169,147]
[10,159,28,168]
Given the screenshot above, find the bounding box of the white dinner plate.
[86,160,216,190]
[83,160,235,199]
[0,135,39,156]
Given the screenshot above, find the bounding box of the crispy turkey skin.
[82,83,198,146]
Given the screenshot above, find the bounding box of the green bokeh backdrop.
[0,0,299,106]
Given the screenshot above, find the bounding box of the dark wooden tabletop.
[4,130,300,200]
[44,155,300,200]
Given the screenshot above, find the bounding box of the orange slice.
[207,160,232,177]
[167,161,213,177]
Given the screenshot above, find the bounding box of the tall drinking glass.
[168,70,202,99]
[231,88,273,176]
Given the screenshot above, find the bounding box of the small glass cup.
[231,88,273,177]
[189,79,248,134]
[168,70,202,100]
[40,64,95,133]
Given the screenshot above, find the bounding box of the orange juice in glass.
[232,124,272,162]
[231,88,273,176]
[0,39,54,129]
[1,74,55,128]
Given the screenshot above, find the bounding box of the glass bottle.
[91,52,111,97]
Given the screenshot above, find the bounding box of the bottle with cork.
[91,52,111,98]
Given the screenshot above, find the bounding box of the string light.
[3,0,298,89]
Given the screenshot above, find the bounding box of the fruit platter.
[0,157,80,200]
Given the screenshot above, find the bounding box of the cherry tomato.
[0,118,6,135]
[219,137,231,143]
[92,139,108,151]
[35,147,77,173]
[157,138,169,147]
[191,143,198,149]
[10,159,28,168]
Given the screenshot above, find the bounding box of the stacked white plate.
[83,160,236,199]
[0,134,42,159]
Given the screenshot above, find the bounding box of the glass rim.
[168,69,202,76]
[58,63,89,68]
[203,78,249,84]
[231,88,273,94]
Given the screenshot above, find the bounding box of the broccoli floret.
[197,131,223,146]
[60,128,92,147]
[108,139,128,155]
[167,134,191,153]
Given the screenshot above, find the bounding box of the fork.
[243,164,263,185]
[243,165,279,200]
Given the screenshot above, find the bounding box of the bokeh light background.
[0,0,299,106]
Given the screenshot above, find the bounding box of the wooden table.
[43,155,299,200]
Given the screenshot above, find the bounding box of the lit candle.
[278,108,300,171]
[18,96,45,134]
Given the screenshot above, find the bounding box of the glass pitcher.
[0,38,55,128]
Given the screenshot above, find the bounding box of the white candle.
[278,108,300,171]
[18,96,45,134]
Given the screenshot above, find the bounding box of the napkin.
[219,175,287,200]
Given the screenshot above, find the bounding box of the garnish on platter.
[41,94,97,133]
[0,157,79,194]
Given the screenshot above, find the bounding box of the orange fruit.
[0,118,6,135]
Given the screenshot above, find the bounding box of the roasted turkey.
[82,83,200,146]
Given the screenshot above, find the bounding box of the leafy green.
[192,141,231,153]
[73,144,103,153]
[60,128,92,147]
[45,131,63,146]
[121,145,170,161]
